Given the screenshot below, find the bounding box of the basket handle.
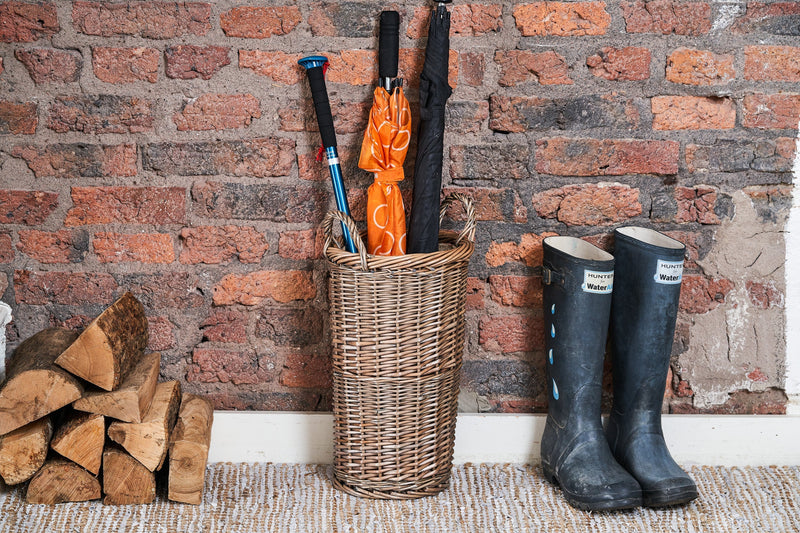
[439,192,476,245]
[322,210,369,270]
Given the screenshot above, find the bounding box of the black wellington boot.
[541,236,642,511]
[607,227,698,507]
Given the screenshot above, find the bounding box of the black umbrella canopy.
[407,1,453,254]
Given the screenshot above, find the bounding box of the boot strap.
[541,265,564,285]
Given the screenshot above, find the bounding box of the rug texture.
[1,464,798,533]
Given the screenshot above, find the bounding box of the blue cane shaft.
[325,147,357,253]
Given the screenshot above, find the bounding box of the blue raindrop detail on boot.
[552,379,559,400]
[548,348,553,364]
[551,324,555,338]
[551,304,555,314]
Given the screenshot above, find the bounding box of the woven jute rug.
[1,464,798,532]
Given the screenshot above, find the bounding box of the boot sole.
[542,464,643,511]
[643,486,698,508]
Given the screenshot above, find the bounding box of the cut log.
[0,417,52,485]
[73,351,160,423]
[108,380,181,472]
[26,458,101,504]
[168,394,214,505]
[55,292,148,391]
[0,328,83,435]
[50,412,104,475]
[103,445,156,505]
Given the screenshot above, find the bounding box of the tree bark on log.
[26,458,101,504]
[168,394,213,505]
[0,417,52,485]
[50,412,104,475]
[102,445,156,505]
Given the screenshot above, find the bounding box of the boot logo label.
[655,260,684,284]
[582,270,614,294]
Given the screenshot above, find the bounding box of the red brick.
[459,52,485,87]
[744,46,800,82]
[72,1,210,38]
[666,48,735,85]
[450,144,530,180]
[213,271,316,306]
[220,6,300,38]
[17,229,84,264]
[466,277,485,310]
[324,49,458,88]
[307,2,375,37]
[0,233,12,263]
[621,0,711,35]
[686,138,795,174]
[0,1,59,42]
[14,270,116,305]
[742,93,800,129]
[122,272,204,309]
[93,232,175,263]
[533,183,642,226]
[495,50,572,86]
[298,147,359,182]
[587,46,651,81]
[65,186,186,226]
[11,144,137,178]
[746,280,784,309]
[535,138,679,176]
[0,272,7,297]
[489,275,543,307]
[485,232,559,268]
[173,93,260,131]
[442,187,526,222]
[92,47,159,84]
[193,183,327,225]
[0,57,3,75]
[187,346,273,385]
[165,45,230,80]
[663,230,708,270]
[674,186,720,224]
[407,4,503,38]
[514,2,610,36]
[0,190,58,225]
[0,101,37,134]
[239,50,302,85]
[279,229,323,260]
[652,96,735,130]
[280,353,330,389]
[255,307,323,346]
[200,308,247,344]
[47,95,152,134]
[14,48,82,84]
[179,225,268,264]
[732,2,800,35]
[447,101,490,134]
[146,316,175,351]
[278,100,369,135]
[479,315,545,353]
[679,275,734,314]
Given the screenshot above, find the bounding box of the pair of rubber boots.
[540,227,698,511]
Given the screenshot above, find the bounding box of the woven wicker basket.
[322,193,476,500]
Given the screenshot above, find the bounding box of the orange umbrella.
[358,85,412,256]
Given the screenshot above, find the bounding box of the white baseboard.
[208,412,800,466]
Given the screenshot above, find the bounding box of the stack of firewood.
[0,293,213,505]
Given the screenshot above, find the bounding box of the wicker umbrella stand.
[322,193,476,500]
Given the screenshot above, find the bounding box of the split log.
[108,381,181,472]
[103,445,155,505]
[50,412,104,475]
[55,292,148,391]
[0,417,52,485]
[0,328,83,435]
[26,458,101,504]
[168,394,214,505]
[73,351,160,423]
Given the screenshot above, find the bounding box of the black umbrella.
[407,0,453,254]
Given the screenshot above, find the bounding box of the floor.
[1,463,798,532]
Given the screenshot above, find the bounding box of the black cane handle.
[379,11,400,80]
[304,65,337,149]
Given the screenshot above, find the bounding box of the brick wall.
[0,1,797,413]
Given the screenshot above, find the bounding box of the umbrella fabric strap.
[373,167,404,183]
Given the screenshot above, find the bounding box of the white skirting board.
[208,412,800,466]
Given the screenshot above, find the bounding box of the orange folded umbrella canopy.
[358,86,412,256]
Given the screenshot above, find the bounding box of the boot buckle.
[542,265,564,285]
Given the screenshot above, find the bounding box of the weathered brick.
[450,144,530,180]
[0,190,58,225]
[0,233,12,263]
[17,229,87,263]
[297,147,360,182]
[187,346,273,385]
[485,232,558,268]
[586,46,651,81]
[65,186,186,226]
[280,352,330,389]
[666,48,735,85]
[144,138,294,177]
[674,186,720,224]
[479,315,545,353]
[0,1,59,42]
[122,272,204,309]
[459,52,485,87]
[744,46,800,82]
[0,57,3,75]
[165,45,230,80]
[93,232,175,263]
[535,138,679,176]
[732,2,800,36]
[255,307,324,346]
[206,390,327,412]
[489,275,543,307]
[651,96,735,130]
[686,138,795,174]
[671,389,786,415]
[14,49,82,84]
[173,93,260,131]
[179,225,268,264]
[514,2,610,36]
[72,1,210,38]
[407,4,503,38]
[663,230,711,270]
[324,49,459,88]
[442,187,526,222]
[679,275,734,313]
[220,6,300,38]
[463,359,544,400]
[466,277,485,310]
[200,308,247,344]
[445,101,489,134]
[239,50,302,85]
[47,95,152,134]
[11,144,137,178]
[278,100,369,135]
[489,95,640,133]
[192,182,326,224]
[621,0,711,35]
[14,270,116,305]
[742,93,800,130]
[147,316,175,351]
[0,101,37,134]
[746,280,784,309]
[92,47,159,84]
[495,50,572,86]
[532,183,642,226]
[309,2,379,37]
[213,270,316,306]
[279,229,323,260]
